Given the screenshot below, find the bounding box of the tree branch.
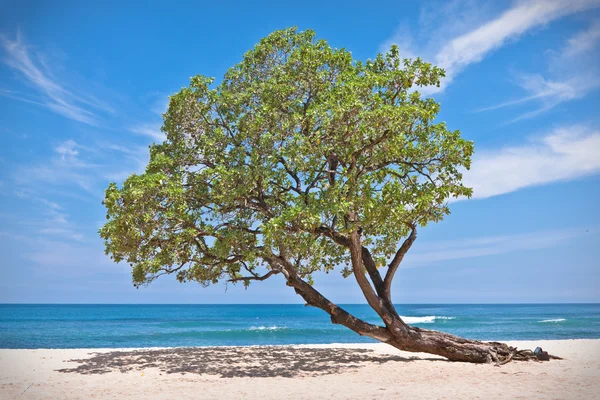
[314,225,351,247]
[279,156,302,193]
[316,225,385,295]
[228,269,280,283]
[360,246,385,294]
[281,268,392,342]
[383,224,417,297]
[348,229,385,317]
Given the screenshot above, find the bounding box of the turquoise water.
[1,304,599,349]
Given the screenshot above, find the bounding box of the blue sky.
[1,0,599,304]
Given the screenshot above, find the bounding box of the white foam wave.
[248,326,287,331]
[539,318,566,323]
[401,316,455,324]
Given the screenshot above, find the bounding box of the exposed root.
[511,347,563,361]
[495,352,513,366]
[493,345,563,366]
[396,328,563,364]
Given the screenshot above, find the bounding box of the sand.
[0,339,599,399]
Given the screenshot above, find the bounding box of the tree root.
[390,329,563,364]
[495,352,513,366]
[492,344,562,366]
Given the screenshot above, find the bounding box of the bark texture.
[285,273,559,364]
[262,226,561,364]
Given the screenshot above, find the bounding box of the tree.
[101,28,554,363]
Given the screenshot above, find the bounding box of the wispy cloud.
[37,208,85,242]
[379,25,418,60]
[129,123,166,142]
[15,138,147,197]
[382,0,600,94]
[150,94,170,116]
[406,227,596,266]
[55,139,79,161]
[434,0,598,89]
[9,190,85,242]
[101,142,151,181]
[21,237,122,277]
[4,139,151,246]
[477,74,579,112]
[563,19,600,57]
[0,31,114,125]
[477,19,600,122]
[462,125,600,199]
[14,189,61,210]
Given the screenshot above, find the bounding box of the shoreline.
[1,339,599,399]
[1,337,597,351]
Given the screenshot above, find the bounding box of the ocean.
[1,304,599,349]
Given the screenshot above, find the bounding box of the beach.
[1,339,598,399]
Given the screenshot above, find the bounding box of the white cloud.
[54,139,79,161]
[24,238,121,276]
[434,0,598,88]
[15,139,119,194]
[0,32,114,125]
[463,126,600,199]
[15,140,103,192]
[14,189,61,210]
[102,142,151,181]
[477,19,600,122]
[405,227,596,266]
[130,123,166,142]
[564,20,600,57]
[479,74,600,124]
[383,0,600,95]
[478,74,579,112]
[18,165,96,193]
[4,191,86,242]
[13,136,153,204]
[151,95,170,116]
[379,25,417,59]
[381,0,497,59]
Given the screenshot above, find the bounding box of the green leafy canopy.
[100,27,473,288]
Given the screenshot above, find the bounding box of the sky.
[1,0,599,304]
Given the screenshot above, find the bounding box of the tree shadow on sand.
[57,346,448,378]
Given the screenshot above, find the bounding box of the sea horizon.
[2,302,599,305]
[2,303,599,349]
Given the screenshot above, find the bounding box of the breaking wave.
[248,326,287,331]
[401,316,456,324]
[539,318,566,323]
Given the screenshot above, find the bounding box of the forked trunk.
[286,275,559,364]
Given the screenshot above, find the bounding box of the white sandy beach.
[1,339,599,399]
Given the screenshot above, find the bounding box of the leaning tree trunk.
[284,274,559,364]
[387,326,551,364]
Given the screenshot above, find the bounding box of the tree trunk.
[387,327,544,363]
[285,275,559,364]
